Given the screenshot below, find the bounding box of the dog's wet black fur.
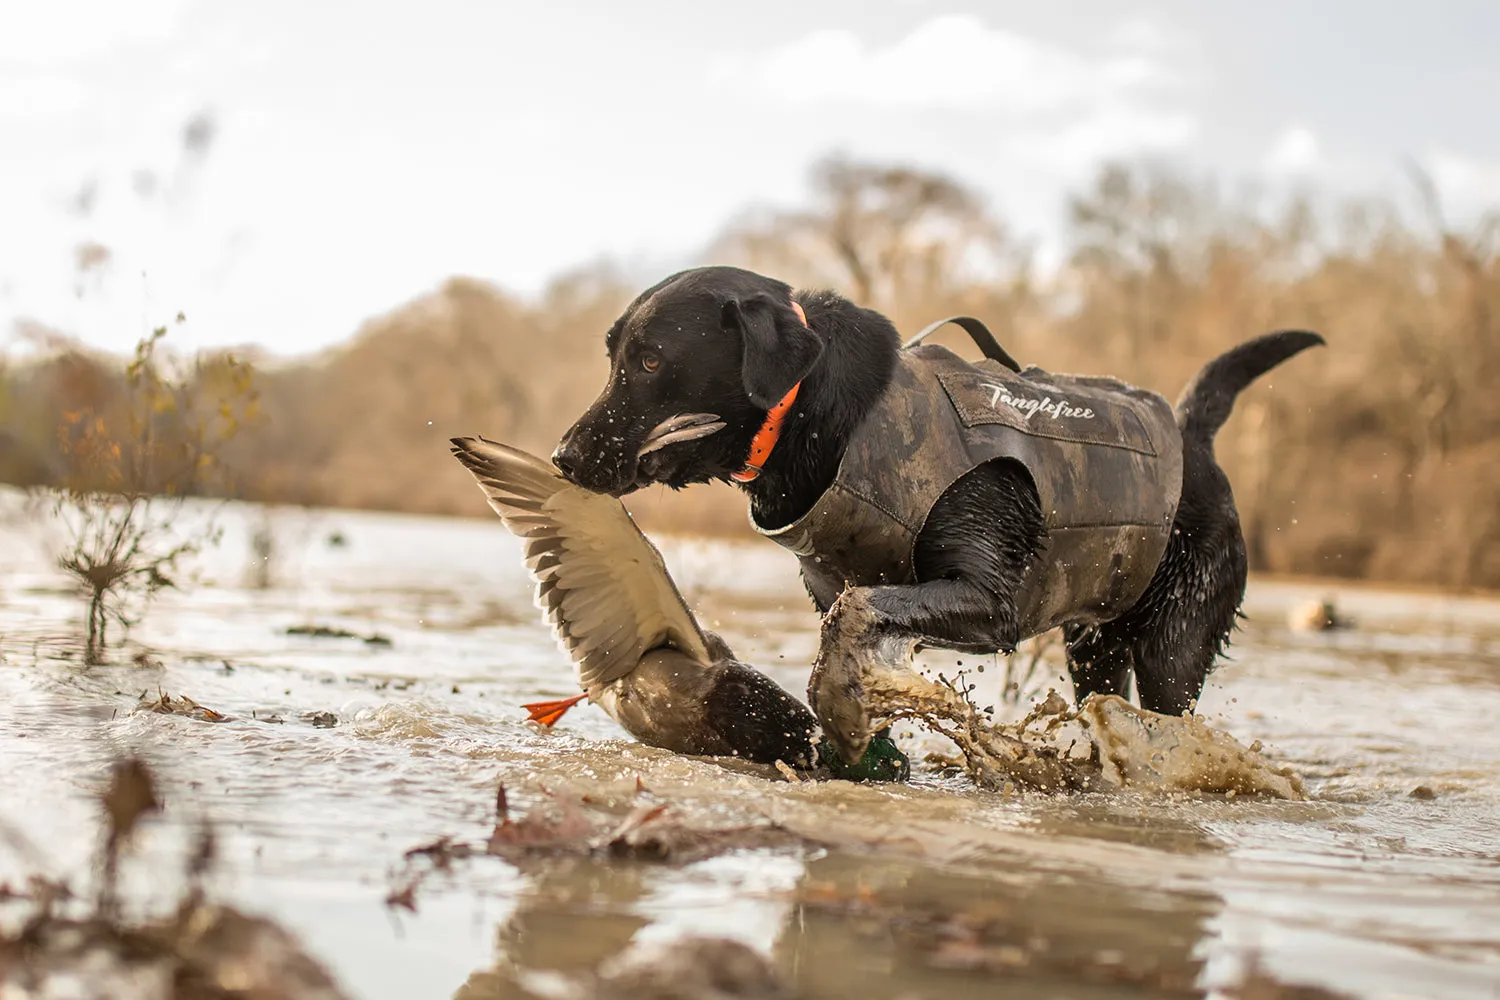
[554,265,1324,719]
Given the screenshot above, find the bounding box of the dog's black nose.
[551,442,581,483]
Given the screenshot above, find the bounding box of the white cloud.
[1264,126,1321,175]
[0,73,89,120]
[1251,138,1499,228]
[1423,148,1500,217]
[1108,17,1179,56]
[0,0,190,67]
[743,14,1175,115]
[1011,106,1198,175]
[729,14,1197,180]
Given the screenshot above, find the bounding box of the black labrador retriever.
[552,266,1324,763]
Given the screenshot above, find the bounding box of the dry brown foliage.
[4,156,1498,589]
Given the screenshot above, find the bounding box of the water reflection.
[453,860,654,997]
[451,845,1228,1000]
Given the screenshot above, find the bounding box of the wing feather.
[449,436,713,690]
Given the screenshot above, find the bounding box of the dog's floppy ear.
[723,293,823,408]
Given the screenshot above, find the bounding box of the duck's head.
[816,728,911,782]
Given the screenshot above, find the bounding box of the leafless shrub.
[46,325,258,663]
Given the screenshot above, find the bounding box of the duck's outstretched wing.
[449,436,713,690]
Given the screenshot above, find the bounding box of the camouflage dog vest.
[752,343,1184,638]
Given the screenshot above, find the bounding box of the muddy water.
[1,491,1498,999]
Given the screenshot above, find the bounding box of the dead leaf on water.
[387,781,823,913]
[135,689,231,723]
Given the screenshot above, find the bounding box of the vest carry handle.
[903,316,1021,373]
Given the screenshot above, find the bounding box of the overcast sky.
[3,0,1498,357]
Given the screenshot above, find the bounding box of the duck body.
[449,435,907,780]
[599,648,819,768]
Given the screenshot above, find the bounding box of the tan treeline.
[4,157,1498,589]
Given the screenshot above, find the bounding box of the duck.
[449,435,908,781]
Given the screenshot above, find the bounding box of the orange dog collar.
[731,300,808,484]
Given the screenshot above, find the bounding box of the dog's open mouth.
[636,413,725,457]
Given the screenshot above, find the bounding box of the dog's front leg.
[809,580,1020,764]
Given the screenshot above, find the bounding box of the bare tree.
[714,155,1031,319]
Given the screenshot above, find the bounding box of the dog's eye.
[640,353,661,374]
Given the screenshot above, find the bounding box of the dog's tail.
[1175,330,1326,444]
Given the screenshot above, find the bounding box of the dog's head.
[553,266,824,495]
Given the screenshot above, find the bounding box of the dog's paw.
[809,589,905,764]
[809,655,871,765]
[807,592,874,763]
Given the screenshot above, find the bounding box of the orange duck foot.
[521,693,587,727]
